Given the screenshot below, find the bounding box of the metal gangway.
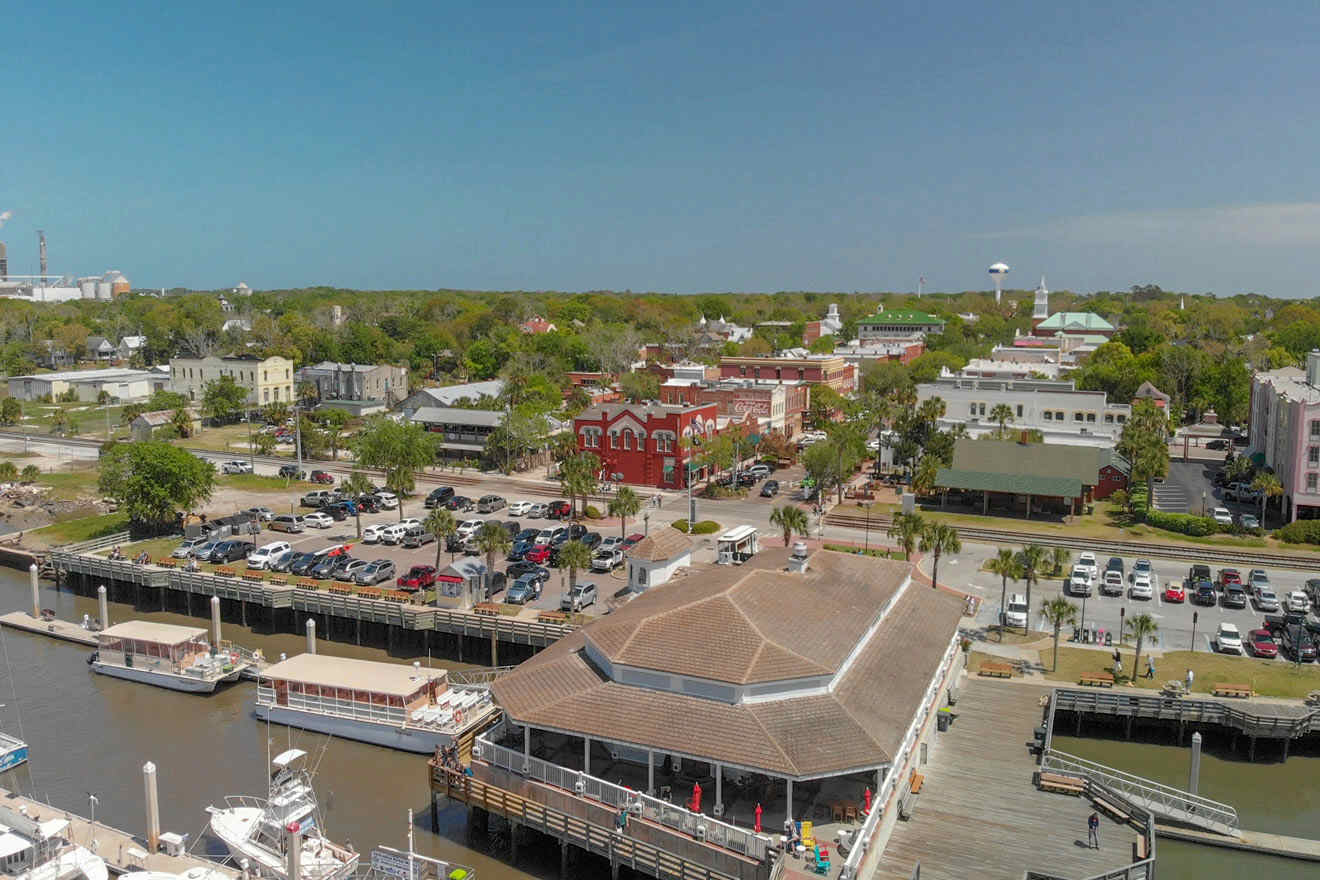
[448,666,515,689]
[1040,748,1239,837]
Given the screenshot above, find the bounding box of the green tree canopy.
[99,441,216,531]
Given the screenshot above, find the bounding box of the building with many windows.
[916,376,1130,447]
[1248,354,1320,521]
[659,378,807,436]
[168,355,294,406]
[296,362,408,408]
[718,355,856,395]
[575,402,735,489]
[856,307,945,341]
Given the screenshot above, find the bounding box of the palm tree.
[985,548,1022,640]
[1251,472,1283,527]
[769,505,809,547]
[170,408,194,439]
[918,522,961,590]
[1125,613,1159,687]
[1225,455,1255,484]
[1050,546,1071,577]
[19,464,39,483]
[476,522,513,589]
[1018,544,1049,635]
[1041,596,1078,671]
[556,540,594,606]
[559,451,600,519]
[886,511,925,561]
[988,403,1015,439]
[608,486,642,538]
[424,507,458,569]
[340,471,375,539]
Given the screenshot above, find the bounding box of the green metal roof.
[1035,312,1115,332]
[857,309,943,326]
[935,468,1083,498]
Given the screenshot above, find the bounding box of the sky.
[3,0,1320,296]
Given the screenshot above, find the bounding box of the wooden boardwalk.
[0,611,98,646]
[872,679,1142,880]
[0,786,237,878]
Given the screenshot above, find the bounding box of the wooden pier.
[0,611,98,646]
[1155,823,1320,861]
[0,785,237,878]
[874,679,1147,880]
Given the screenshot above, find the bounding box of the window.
[1074,412,1084,422]
[263,370,268,382]
[623,430,633,450]
[1116,414,1126,424]
[1312,420,1320,438]
[1309,473,1318,492]
[1016,405,1023,417]
[1086,413,1096,423]
[978,402,986,416]
[1310,447,1319,466]
[1104,414,1114,424]
[1043,411,1053,421]
[969,402,977,416]
[1056,411,1065,421]
[263,389,269,402]
[610,432,619,449]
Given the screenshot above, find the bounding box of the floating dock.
[0,611,98,646]
[0,785,238,878]
[1156,824,1320,861]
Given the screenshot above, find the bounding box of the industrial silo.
[79,277,98,299]
[95,279,113,300]
[104,270,130,296]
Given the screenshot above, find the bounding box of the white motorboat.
[253,655,496,753]
[0,730,29,771]
[120,869,231,880]
[0,804,108,880]
[206,749,358,880]
[90,621,248,693]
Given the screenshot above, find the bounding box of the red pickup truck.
[549,500,572,519]
[397,565,437,592]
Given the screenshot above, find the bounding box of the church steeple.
[1032,276,1049,322]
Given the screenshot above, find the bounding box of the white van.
[247,541,293,570]
[1005,593,1029,629]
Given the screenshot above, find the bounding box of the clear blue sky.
[4,0,1319,296]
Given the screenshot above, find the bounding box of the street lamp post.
[1080,592,1089,641]
[862,502,873,554]
[294,400,303,479]
[1119,606,1126,649]
[1190,611,1198,653]
[643,510,650,536]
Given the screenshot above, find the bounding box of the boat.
[0,730,28,771]
[120,869,231,880]
[0,803,108,880]
[254,655,498,753]
[90,621,248,693]
[206,749,358,880]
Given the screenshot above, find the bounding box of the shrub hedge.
[671,519,721,535]
[1141,509,1221,537]
[1276,519,1320,545]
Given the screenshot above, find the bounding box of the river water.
[1054,732,1320,879]
[0,569,561,879]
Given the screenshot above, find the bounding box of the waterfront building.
[168,354,294,407]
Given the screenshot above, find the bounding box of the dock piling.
[211,596,222,647]
[306,617,316,654]
[98,585,109,630]
[143,761,160,853]
[285,822,303,880]
[1189,732,1202,795]
[29,564,38,618]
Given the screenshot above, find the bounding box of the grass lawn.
[1037,645,1320,700]
[29,512,130,544]
[34,464,103,500]
[180,424,284,454]
[219,473,317,493]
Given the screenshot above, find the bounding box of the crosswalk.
[1151,481,1189,512]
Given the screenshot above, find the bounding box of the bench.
[155,558,176,568]
[215,567,236,578]
[242,574,264,583]
[1135,836,1150,860]
[1080,672,1115,688]
[978,661,1014,678]
[1093,796,1130,824]
[1037,772,1085,795]
[1213,682,1252,699]
[909,771,925,795]
[473,603,502,617]
[537,610,570,623]
[267,577,287,586]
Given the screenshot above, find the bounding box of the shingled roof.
[624,529,693,562]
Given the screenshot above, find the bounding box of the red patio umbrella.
[689,781,702,813]
[754,803,762,833]
[863,787,872,814]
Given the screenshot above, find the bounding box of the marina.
[90,621,247,693]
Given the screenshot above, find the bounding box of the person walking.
[1087,811,1101,849]
[1186,668,1195,692]
[1112,649,1123,678]
[1145,657,1155,680]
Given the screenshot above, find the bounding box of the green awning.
[935,468,1083,498]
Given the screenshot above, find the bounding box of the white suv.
[247,541,292,570]
[1005,593,1028,629]
[1216,623,1243,655]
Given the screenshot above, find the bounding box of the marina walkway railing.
[57,532,133,555]
[1025,776,1156,880]
[1051,688,1319,740]
[474,724,771,861]
[1040,748,1238,837]
[448,666,516,688]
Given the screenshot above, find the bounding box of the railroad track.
[823,512,1320,571]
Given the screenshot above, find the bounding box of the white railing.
[1041,748,1238,836]
[59,532,132,554]
[474,727,771,861]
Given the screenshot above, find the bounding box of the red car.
[524,544,552,564]
[1162,583,1186,603]
[622,533,645,549]
[397,565,437,592]
[1248,628,1278,658]
[309,470,336,485]
[548,500,572,520]
[1217,568,1241,589]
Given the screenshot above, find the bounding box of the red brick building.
[575,402,731,489]
[718,355,856,394]
[659,380,808,437]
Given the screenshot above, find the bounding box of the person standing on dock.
[1186,668,1194,692]
[1087,811,1100,849]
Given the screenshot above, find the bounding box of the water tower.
[988,262,1010,304]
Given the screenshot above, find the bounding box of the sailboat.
[205,749,358,880]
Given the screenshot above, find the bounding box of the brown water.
[1054,734,1320,879]
[0,569,569,879]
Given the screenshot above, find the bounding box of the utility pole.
[294,399,303,479]
[247,408,255,471]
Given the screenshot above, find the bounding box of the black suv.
[209,539,255,564]
[1279,624,1317,662]
[425,487,455,508]
[1191,580,1217,606]
[278,464,305,479]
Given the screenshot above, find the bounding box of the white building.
[698,315,753,343]
[399,380,505,416]
[917,376,1130,447]
[625,529,693,591]
[7,367,167,402]
[956,359,1062,380]
[169,354,294,406]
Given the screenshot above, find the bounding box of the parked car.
[1129,572,1154,600]
[455,519,482,539]
[1248,628,1278,658]
[1216,623,1243,655]
[300,490,333,507]
[1130,559,1157,592]
[524,544,552,564]
[507,501,534,516]
[506,575,543,605]
[1100,571,1124,597]
[445,496,474,512]
[1067,566,1093,597]
[560,582,598,611]
[1076,552,1098,578]
[1221,583,1248,610]
[312,554,358,580]
[268,514,304,534]
[500,520,521,538]
[319,504,348,521]
[354,494,381,514]
[210,540,255,564]
[1239,513,1261,529]
[308,470,335,484]
[303,512,334,529]
[1190,580,1217,606]
[1285,591,1311,614]
[375,491,399,510]
[1211,506,1233,526]
[288,551,325,576]
[1248,569,1271,590]
[1306,578,1320,608]
[760,480,780,498]
[379,524,409,545]
[1217,568,1242,590]
[1104,557,1124,579]
[549,500,572,519]
[362,524,386,543]
[565,523,588,541]
[1163,583,1186,603]
[1252,587,1281,613]
[506,561,549,583]
[477,495,506,514]
[527,503,549,518]
[509,539,536,561]
[267,549,297,572]
[221,460,253,474]
[592,547,624,572]
[354,559,397,586]
[397,565,437,591]
[173,537,208,558]
[534,527,561,545]
[745,464,772,479]
[401,526,435,548]
[580,532,603,551]
[425,487,455,508]
[1004,593,1028,629]
[247,541,292,570]
[1187,563,1211,583]
[622,533,644,549]
[1279,624,1317,662]
[278,464,306,480]
[598,536,623,553]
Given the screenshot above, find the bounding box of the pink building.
[1248,353,1320,521]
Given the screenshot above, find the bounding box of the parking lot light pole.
[1190,611,1198,653]
[1080,593,1088,640]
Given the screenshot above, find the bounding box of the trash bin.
[937,710,950,732]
